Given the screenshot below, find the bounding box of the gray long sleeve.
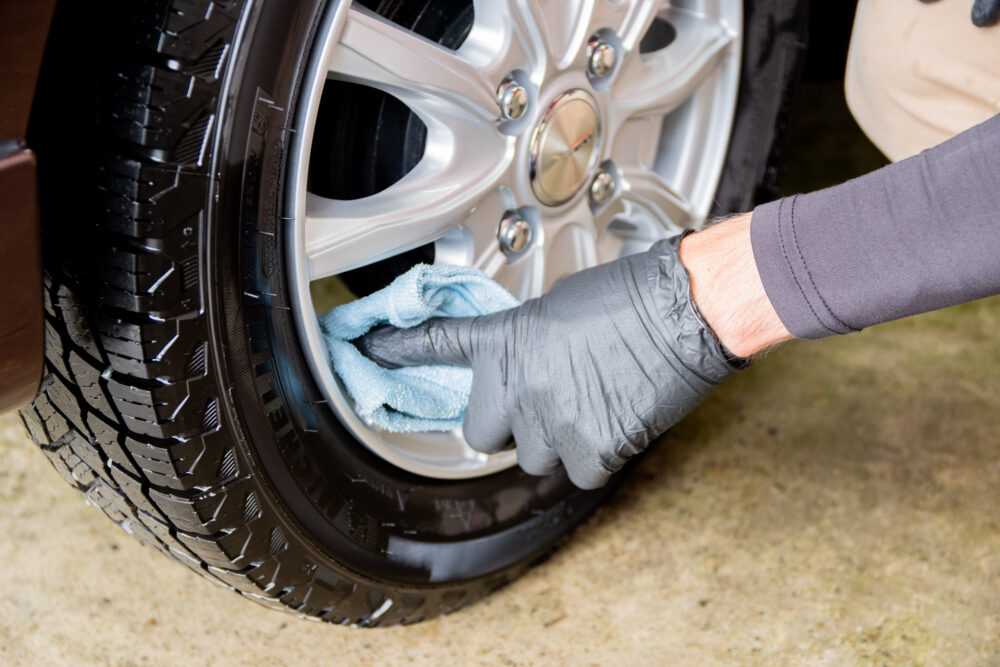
[751,113,1000,340]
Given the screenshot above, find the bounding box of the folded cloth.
[320,264,519,432]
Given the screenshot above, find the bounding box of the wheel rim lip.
[286,0,743,480]
[286,1,516,479]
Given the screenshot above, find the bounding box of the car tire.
[21,0,807,625]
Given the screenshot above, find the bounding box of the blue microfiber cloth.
[319,264,519,433]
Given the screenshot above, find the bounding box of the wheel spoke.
[491,245,546,301]
[329,6,499,128]
[468,0,596,74]
[613,7,735,119]
[465,188,517,272]
[305,150,512,280]
[598,0,664,53]
[525,0,597,70]
[529,198,597,292]
[544,221,599,290]
[612,166,694,230]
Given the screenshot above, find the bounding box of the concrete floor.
[4,300,1000,664]
[4,85,1000,664]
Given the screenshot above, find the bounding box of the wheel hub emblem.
[530,90,601,206]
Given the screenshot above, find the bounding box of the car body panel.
[0,0,56,141]
[0,143,42,413]
[0,0,58,413]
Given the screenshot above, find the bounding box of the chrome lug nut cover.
[497,80,529,120]
[590,170,616,203]
[498,214,533,253]
[587,39,617,77]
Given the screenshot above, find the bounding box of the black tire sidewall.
[714,0,809,214]
[209,0,611,587]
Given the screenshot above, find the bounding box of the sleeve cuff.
[749,197,859,340]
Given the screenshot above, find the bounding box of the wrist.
[678,213,792,358]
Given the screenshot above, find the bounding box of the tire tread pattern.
[20,0,515,625]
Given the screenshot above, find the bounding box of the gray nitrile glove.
[918,0,1000,26]
[357,235,744,489]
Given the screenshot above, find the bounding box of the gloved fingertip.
[355,317,472,368]
[565,467,610,490]
[354,325,405,369]
[516,444,562,477]
[462,408,510,457]
[464,427,513,455]
[462,371,514,454]
[972,0,1000,26]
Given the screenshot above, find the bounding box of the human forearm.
[751,113,1000,339]
[680,214,792,358]
[684,113,1000,352]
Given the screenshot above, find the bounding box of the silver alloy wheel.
[288,0,742,479]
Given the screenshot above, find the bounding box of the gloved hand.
[918,0,1000,26]
[356,235,744,489]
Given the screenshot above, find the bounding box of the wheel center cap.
[530,90,601,206]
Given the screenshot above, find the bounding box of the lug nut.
[498,214,532,253]
[590,170,616,204]
[497,81,529,120]
[588,39,617,77]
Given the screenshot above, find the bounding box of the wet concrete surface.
[3,84,1000,664]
